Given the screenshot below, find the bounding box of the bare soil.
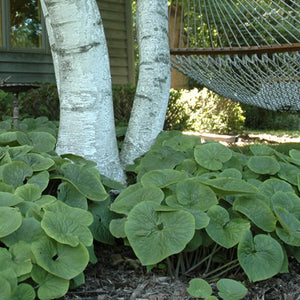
[61,242,299,300]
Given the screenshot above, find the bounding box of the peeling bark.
[41,0,125,183]
[120,0,171,167]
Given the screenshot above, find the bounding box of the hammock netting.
[169,0,300,112]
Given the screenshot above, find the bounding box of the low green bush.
[0,117,121,300]
[242,103,300,131]
[165,88,245,134]
[110,130,300,288]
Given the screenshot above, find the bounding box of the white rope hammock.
[169,0,300,112]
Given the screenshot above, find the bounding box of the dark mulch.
[61,242,300,300]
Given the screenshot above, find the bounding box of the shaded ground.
[62,243,299,300]
[62,133,300,300]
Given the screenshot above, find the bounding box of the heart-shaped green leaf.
[166,195,210,229]
[57,182,88,210]
[125,201,195,265]
[0,192,23,207]
[0,207,22,238]
[9,241,32,277]
[31,265,69,300]
[26,132,56,152]
[14,153,54,172]
[217,279,248,300]
[238,230,284,282]
[41,201,93,247]
[110,183,164,215]
[187,278,212,298]
[141,169,188,188]
[12,283,35,300]
[201,178,258,195]
[194,143,232,171]
[15,184,42,202]
[247,156,280,175]
[274,205,300,246]
[176,178,217,209]
[2,161,33,188]
[1,217,45,247]
[31,237,89,280]
[52,163,108,201]
[206,205,250,248]
[278,162,300,186]
[27,171,49,191]
[233,195,277,232]
[258,178,294,198]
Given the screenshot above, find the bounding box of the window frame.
[0,0,50,53]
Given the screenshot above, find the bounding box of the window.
[0,0,48,52]
[10,0,42,49]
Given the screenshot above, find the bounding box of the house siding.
[0,0,135,85]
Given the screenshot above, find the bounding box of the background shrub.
[165,88,245,134]
[242,104,300,131]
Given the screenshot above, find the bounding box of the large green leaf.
[238,230,284,282]
[278,162,300,186]
[247,156,280,175]
[9,241,32,277]
[27,171,49,191]
[258,178,294,198]
[0,192,23,207]
[271,191,300,219]
[11,283,35,300]
[274,205,300,246]
[125,201,195,265]
[206,205,250,248]
[141,169,188,188]
[250,144,274,156]
[52,163,108,201]
[201,178,258,195]
[57,182,88,210]
[31,237,89,280]
[14,153,54,172]
[233,195,277,232]
[110,183,164,215]
[31,265,69,300]
[2,161,33,188]
[194,143,232,171]
[217,279,248,300]
[137,146,186,173]
[109,218,127,238]
[187,278,212,298]
[166,195,210,229]
[162,134,200,152]
[0,277,12,300]
[0,207,22,238]
[15,184,42,202]
[89,200,116,245]
[41,201,93,247]
[26,132,56,152]
[175,178,218,210]
[1,217,45,247]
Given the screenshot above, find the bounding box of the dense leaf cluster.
[0,117,117,300]
[110,131,300,286]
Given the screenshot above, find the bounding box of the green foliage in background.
[110,131,300,288]
[165,88,245,134]
[242,103,300,131]
[0,117,122,300]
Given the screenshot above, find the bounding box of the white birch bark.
[40,0,125,183]
[120,0,171,167]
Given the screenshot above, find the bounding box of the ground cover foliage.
[0,118,299,299]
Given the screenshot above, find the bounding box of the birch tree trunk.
[40,0,125,183]
[120,0,171,167]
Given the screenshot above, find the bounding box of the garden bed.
[61,242,300,300]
